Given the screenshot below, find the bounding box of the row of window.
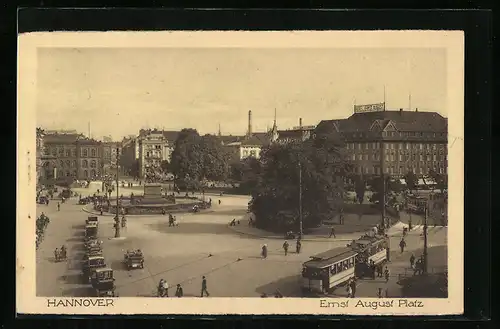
[351,153,447,162]
[44,147,100,158]
[329,257,355,275]
[44,169,99,178]
[243,150,258,157]
[350,131,446,138]
[346,142,446,151]
[354,166,447,175]
[45,159,99,168]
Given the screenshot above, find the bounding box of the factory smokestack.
[299,118,303,128]
[248,110,252,136]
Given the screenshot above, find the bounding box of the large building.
[101,141,121,175]
[315,105,448,178]
[38,131,103,181]
[136,129,179,177]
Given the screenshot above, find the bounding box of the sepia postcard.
[17,31,464,315]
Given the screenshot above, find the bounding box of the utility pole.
[114,147,120,238]
[423,202,429,274]
[380,139,386,229]
[299,161,303,238]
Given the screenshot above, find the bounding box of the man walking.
[57,202,60,211]
[200,276,210,297]
[175,284,183,297]
[296,239,302,254]
[399,238,407,253]
[283,240,289,256]
[410,253,416,269]
[384,267,390,283]
[329,227,336,238]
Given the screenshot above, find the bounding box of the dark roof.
[317,110,447,133]
[304,247,358,268]
[43,133,84,144]
[241,135,265,146]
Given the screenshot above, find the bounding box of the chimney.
[248,110,252,136]
[299,118,303,128]
[399,108,403,115]
[415,108,418,112]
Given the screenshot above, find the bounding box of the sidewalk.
[228,218,406,242]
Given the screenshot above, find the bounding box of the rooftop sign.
[354,102,385,113]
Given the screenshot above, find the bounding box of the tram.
[349,234,388,277]
[301,247,358,295]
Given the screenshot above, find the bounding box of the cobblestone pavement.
[35,193,447,298]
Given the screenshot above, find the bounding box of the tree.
[170,128,203,186]
[404,171,418,193]
[428,169,448,194]
[250,131,348,232]
[354,174,367,204]
[160,160,170,173]
[200,134,230,182]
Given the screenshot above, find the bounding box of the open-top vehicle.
[91,267,116,297]
[82,250,103,264]
[123,249,144,270]
[85,223,98,239]
[86,216,99,227]
[82,255,106,283]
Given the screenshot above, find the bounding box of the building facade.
[136,129,179,177]
[316,108,448,178]
[102,141,121,175]
[39,132,103,181]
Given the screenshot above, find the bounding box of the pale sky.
[36,47,447,140]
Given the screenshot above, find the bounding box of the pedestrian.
[408,219,413,230]
[296,239,302,254]
[329,227,336,238]
[410,253,416,269]
[162,279,169,297]
[370,261,376,279]
[399,238,406,253]
[54,248,59,262]
[218,200,221,205]
[346,284,352,298]
[175,284,183,297]
[261,244,268,259]
[350,279,357,298]
[57,202,60,211]
[283,240,289,256]
[384,267,390,283]
[377,288,383,298]
[200,276,210,297]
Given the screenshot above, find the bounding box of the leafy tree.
[354,174,367,204]
[160,160,170,173]
[200,134,230,182]
[250,131,348,232]
[428,169,448,194]
[404,171,418,193]
[170,128,203,186]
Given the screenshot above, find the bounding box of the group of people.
[409,253,426,275]
[54,245,67,262]
[157,276,209,298]
[36,212,51,249]
[260,238,302,259]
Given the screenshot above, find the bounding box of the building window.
[432,144,437,150]
[250,150,256,157]
[91,149,96,157]
[72,160,77,168]
[399,154,403,161]
[52,148,57,156]
[406,143,410,150]
[358,154,362,161]
[243,150,249,157]
[352,154,356,161]
[66,160,70,167]
[419,143,423,150]
[372,154,377,161]
[83,149,88,157]
[419,167,423,174]
[385,155,390,161]
[91,169,96,177]
[365,143,369,150]
[60,160,64,168]
[82,160,88,168]
[58,148,64,156]
[65,149,70,157]
[72,149,77,157]
[358,144,361,150]
[91,160,97,168]
[84,170,88,177]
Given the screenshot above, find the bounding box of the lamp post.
[298,161,303,238]
[423,201,429,274]
[114,147,120,238]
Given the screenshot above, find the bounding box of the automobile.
[91,268,116,297]
[123,250,144,270]
[37,196,48,204]
[82,256,107,283]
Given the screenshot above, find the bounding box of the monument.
[142,184,166,204]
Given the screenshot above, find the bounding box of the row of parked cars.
[82,217,117,297]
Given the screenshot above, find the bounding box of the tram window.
[343,260,348,270]
[331,265,337,275]
[349,258,355,267]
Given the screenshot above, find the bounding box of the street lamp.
[114,147,120,238]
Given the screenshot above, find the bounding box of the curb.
[81,206,216,218]
[228,221,405,242]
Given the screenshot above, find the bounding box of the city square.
[36,180,447,298]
